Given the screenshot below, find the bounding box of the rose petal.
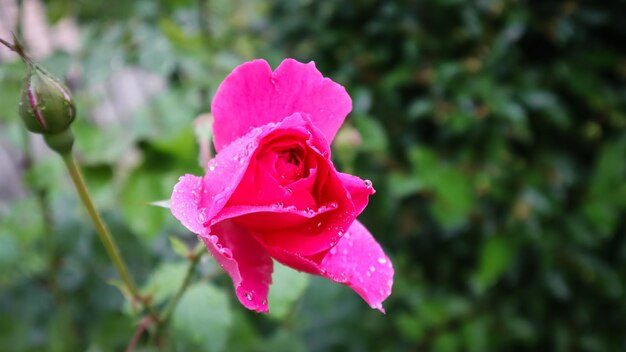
[171,174,206,234]
[203,220,273,312]
[258,167,356,256]
[320,221,394,312]
[264,220,393,312]
[216,202,337,230]
[212,59,352,151]
[337,172,376,215]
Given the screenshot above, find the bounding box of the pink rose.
[171,59,393,312]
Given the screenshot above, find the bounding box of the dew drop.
[209,235,218,243]
[364,179,373,187]
[197,208,208,223]
[369,265,376,272]
[221,248,233,258]
[330,247,337,255]
[261,299,267,305]
[378,258,387,264]
[366,271,372,277]
[244,291,253,301]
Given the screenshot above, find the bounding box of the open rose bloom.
[171,59,393,312]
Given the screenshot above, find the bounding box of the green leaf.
[583,139,626,236]
[262,329,307,352]
[119,169,177,239]
[172,283,232,352]
[408,147,475,228]
[267,261,309,319]
[407,99,433,120]
[353,114,388,154]
[169,236,190,258]
[143,262,187,305]
[473,235,516,291]
[430,168,474,228]
[73,120,134,164]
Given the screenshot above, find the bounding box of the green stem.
[160,245,204,325]
[61,154,156,317]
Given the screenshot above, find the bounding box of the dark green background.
[1,0,625,351]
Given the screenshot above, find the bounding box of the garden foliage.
[0,0,624,351]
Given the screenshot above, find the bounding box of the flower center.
[275,147,305,183]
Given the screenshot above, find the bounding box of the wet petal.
[337,172,376,215]
[202,220,273,312]
[211,59,352,151]
[171,174,206,234]
[320,221,394,312]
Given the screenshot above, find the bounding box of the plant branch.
[0,34,33,65]
[126,316,154,352]
[61,154,158,319]
[0,37,16,51]
[160,244,204,325]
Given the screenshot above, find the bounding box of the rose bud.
[19,63,76,154]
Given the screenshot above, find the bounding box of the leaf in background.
[267,261,309,319]
[473,235,516,292]
[583,139,626,237]
[119,169,177,240]
[172,282,233,352]
[353,114,388,154]
[142,262,187,305]
[169,236,190,258]
[0,62,23,123]
[263,329,307,352]
[0,198,46,286]
[407,99,433,120]
[73,120,134,164]
[387,171,423,199]
[409,147,475,228]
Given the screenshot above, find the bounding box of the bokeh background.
[1,0,625,351]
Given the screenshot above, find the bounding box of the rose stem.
[157,244,204,330]
[61,154,159,320]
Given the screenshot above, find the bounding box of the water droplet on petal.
[369,266,376,272]
[209,235,218,243]
[364,179,373,187]
[197,208,208,223]
[244,291,253,301]
[330,247,337,255]
[366,271,372,277]
[220,248,233,258]
[378,258,387,264]
[261,299,267,305]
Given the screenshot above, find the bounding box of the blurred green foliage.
[1,0,625,351]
